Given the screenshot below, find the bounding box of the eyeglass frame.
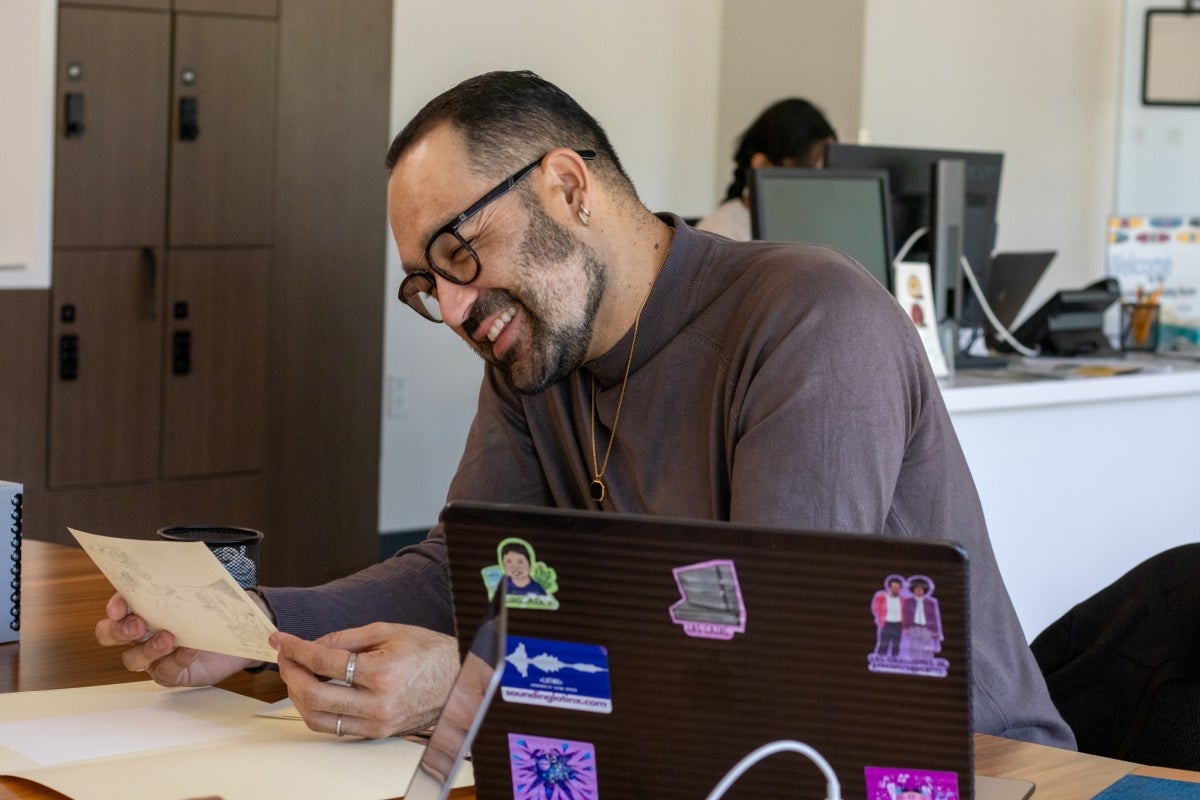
[398,148,597,323]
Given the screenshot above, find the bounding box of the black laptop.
[425,502,1033,800]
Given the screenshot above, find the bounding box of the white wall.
[713,0,866,204]
[1115,0,1200,214]
[0,0,56,289]
[861,0,1123,322]
[379,0,723,532]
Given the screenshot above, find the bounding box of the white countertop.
[941,355,1200,414]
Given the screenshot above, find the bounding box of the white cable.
[892,225,1039,358]
[704,739,841,800]
[893,225,929,264]
[959,253,1040,357]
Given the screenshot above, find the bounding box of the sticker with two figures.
[669,559,746,640]
[868,574,949,677]
[864,766,959,800]
[481,537,559,610]
[509,733,599,800]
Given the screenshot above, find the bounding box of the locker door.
[169,14,277,247]
[161,249,269,478]
[48,250,164,488]
[54,6,169,248]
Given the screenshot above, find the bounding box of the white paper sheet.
[0,707,247,766]
[70,528,278,663]
[0,682,474,800]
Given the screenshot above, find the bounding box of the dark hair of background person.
[723,98,838,202]
[385,69,639,202]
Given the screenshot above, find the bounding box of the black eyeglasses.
[398,149,597,323]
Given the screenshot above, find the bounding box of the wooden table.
[3,540,1198,799]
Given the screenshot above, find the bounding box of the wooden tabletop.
[3,540,1198,800]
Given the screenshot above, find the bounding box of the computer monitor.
[825,143,1004,330]
[748,167,895,291]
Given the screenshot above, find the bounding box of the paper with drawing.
[70,528,277,662]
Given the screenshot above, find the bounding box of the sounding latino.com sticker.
[501,636,612,714]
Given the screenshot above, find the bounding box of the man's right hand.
[95,593,259,686]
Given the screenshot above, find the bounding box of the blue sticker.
[501,636,612,714]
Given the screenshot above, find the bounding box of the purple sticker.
[864,766,959,799]
[868,573,950,677]
[509,733,599,799]
[669,559,746,640]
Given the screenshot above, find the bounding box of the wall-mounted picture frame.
[1142,8,1200,106]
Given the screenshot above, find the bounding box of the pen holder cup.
[156,525,263,589]
[1120,302,1161,352]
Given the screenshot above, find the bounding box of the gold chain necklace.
[588,231,671,504]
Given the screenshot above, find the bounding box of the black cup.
[157,524,263,589]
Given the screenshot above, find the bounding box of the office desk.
[3,540,1198,800]
[943,363,1200,641]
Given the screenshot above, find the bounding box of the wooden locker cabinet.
[50,1,275,491]
[53,6,169,248]
[48,250,164,488]
[169,14,277,247]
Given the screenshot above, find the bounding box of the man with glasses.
[96,70,1074,749]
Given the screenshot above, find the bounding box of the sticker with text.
[868,574,949,677]
[501,636,612,714]
[509,733,599,800]
[669,559,746,640]
[481,537,560,611]
[864,765,959,799]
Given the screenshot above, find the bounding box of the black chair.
[1030,543,1200,768]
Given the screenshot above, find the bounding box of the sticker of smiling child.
[481,537,560,611]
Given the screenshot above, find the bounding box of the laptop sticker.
[509,733,599,799]
[481,537,560,611]
[668,559,747,640]
[502,636,613,714]
[864,766,960,800]
[868,574,950,678]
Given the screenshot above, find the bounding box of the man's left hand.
[271,623,458,739]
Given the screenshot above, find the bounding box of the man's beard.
[464,201,606,395]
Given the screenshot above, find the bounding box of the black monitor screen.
[749,167,894,291]
[825,143,1003,327]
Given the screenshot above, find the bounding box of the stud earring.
[578,206,591,226]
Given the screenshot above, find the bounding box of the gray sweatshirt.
[263,215,1075,749]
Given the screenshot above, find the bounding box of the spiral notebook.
[431,501,1034,800]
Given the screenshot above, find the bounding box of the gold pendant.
[590,478,606,503]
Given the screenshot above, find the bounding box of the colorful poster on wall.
[1106,216,1200,348]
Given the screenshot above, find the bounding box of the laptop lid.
[442,502,983,800]
[403,581,507,800]
[985,250,1056,331]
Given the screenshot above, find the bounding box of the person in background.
[695,98,837,240]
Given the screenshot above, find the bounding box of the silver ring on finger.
[336,715,344,737]
[344,651,357,687]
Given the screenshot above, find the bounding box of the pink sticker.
[864,766,960,799]
[669,559,746,640]
[508,733,599,799]
[868,573,950,677]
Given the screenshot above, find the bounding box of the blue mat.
[1091,775,1200,799]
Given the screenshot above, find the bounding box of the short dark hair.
[500,541,532,561]
[723,98,837,201]
[386,70,637,199]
